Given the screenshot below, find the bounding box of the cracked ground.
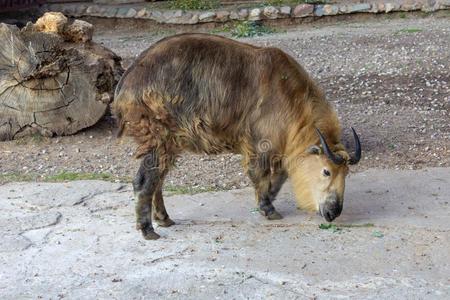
[0,168,449,298]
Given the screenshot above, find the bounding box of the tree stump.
[0,13,123,141]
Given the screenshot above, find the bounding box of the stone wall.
[43,0,450,25]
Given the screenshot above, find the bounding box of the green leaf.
[319,223,341,232]
[372,230,384,238]
[319,223,333,229]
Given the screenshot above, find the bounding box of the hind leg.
[134,150,168,240]
[152,187,175,227]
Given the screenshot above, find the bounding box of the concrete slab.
[166,168,450,230]
[0,168,449,299]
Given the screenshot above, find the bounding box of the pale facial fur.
[289,152,349,212]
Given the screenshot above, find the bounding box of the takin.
[113,33,361,240]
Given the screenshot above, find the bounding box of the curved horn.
[348,127,361,165]
[315,128,345,165]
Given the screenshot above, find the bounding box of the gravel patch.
[1,16,449,189]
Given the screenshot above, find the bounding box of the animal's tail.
[111,89,177,159]
[111,88,147,139]
[111,97,126,138]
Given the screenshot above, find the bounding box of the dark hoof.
[267,210,283,220]
[259,208,283,220]
[155,217,175,227]
[143,230,160,240]
[137,222,160,240]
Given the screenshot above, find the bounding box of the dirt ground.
[0,15,449,189]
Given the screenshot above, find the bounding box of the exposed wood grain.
[0,21,123,141]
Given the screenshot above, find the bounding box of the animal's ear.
[335,149,350,161]
[307,145,322,155]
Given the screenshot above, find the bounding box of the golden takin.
[113,33,361,240]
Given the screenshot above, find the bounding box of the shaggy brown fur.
[113,33,356,240]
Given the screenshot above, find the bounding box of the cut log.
[0,14,123,141]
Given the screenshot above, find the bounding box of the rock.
[347,3,371,13]
[125,8,137,18]
[324,4,339,15]
[93,6,107,17]
[136,8,148,18]
[248,8,262,21]
[147,10,160,21]
[61,6,75,16]
[293,4,314,17]
[64,19,94,43]
[99,6,111,17]
[166,12,199,25]
[150,11,164,23]
[400,0,421,10]
[86,5,99,16]
[115,7,130,18]
[280,6,291,16]
[385,2,400,12]
[189,14,200,24]
[339,4,348,13]
[229,11,239,20]
[370,2,383,13]
[440,0,450,8]
[238,9,249,19]
[74,4,89,17]
[263,6,279,19]
[421,0,438,11]
[215,11,230,22]
[164,10,183,20]
[49,4,76,17]
[314,5,325,17]
[199,12,216,22]
[34,12,68,34]
[45,3,62,14]
[104,7,118,18]
[94,0,146,3]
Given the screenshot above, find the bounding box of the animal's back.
[113,33,320,155]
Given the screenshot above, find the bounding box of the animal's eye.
[323,169,331,177]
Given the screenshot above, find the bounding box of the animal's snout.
[319,195,343,222]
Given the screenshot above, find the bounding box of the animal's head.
[290,128,361,222]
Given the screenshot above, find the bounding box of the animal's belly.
[176,132,239,155]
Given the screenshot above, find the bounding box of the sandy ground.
[0,16,449,190]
